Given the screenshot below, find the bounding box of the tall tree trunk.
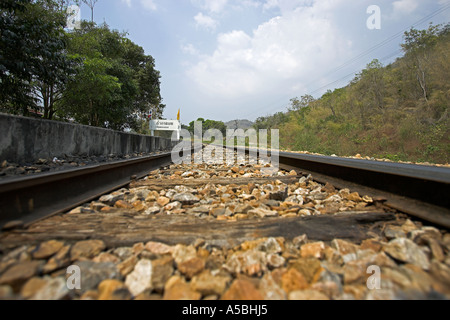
[329,105,336,118]
[42,85,49,119]
[417,70,429,104]
[415,57,430,108]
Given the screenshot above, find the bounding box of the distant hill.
[254,24,450,164]
[225,119,254,130]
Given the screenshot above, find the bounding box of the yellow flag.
[177,109,180,121]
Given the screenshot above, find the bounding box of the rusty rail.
[1,143,449,230]
[0,152,174,229]
[226,146,450,229]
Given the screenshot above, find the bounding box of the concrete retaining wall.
[0,113,175,164]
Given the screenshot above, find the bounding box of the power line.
[309,49,404,97]
[240,4,450,119]
[314,3,450,83]
[249,47,405,119]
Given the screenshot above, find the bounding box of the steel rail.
[226,146,450,229]
[1,143,449,230]
[0,152,175,229]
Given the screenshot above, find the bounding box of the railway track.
[0,147,449,300]
[0,151,176,229]
[243,146,450,228]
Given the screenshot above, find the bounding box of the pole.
[149,110,154,136]
[177,110,181,141]
[149,120,154,137]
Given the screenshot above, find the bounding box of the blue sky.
[77,0,450,124]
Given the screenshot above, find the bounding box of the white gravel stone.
[125,259,153,297]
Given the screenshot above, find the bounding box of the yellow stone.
[157,197,170,207]
[98,280,129,300]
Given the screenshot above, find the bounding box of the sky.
[76,0,450,125]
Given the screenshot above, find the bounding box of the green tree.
[321,90,338,119]
[253,112,289,130]
[349,59,386,128]
[34,0,77,120]
[0,0,72,116]
[288,95,315,112]
[60,22,163,131]
[61,56,121,126]
[187,118,227,137]
[124,39,163,122]
[204,119,227,135]
[402,24,441,106]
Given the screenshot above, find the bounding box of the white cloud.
[120,0,157,11]
[241,0,262,9]
[192,0,229,13]
[186,1,352,99]
[263,0,284,11]
[229,0,263,11]
[194,12,219,31]
[263,0,314,13]
[392,0,419,15]
[121,0,132,7]
[140,0,157,11]
[181,43,200,56]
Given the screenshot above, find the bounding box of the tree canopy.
[60,21,163,131]
[0,0,72,116]
[0,0,164,133]
[188,118,227,138]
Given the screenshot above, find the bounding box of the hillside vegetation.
[225,119,254,130]
[254,24,450,164]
